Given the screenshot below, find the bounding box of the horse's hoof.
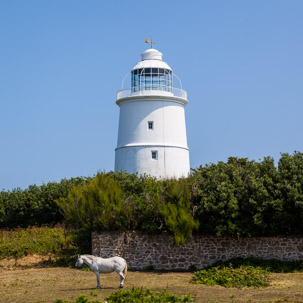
[119,285,123,288]
[96,286,101,289]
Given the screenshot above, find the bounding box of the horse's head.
[75,255,84,268]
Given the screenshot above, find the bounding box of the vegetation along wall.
[92,231,303,271]
[2,151,303,270]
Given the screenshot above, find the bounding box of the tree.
[56,173,132,231]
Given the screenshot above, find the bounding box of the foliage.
[55,295,100,303]
[0,177,88,228]
[57,173,199,244]
[191,156,279,237]
[0,226,90,265]
[192,152,303,237]
[192,264,270,288]
[105,287,193,303]
[56,173,132,232]
[54,289,193,303]
[109,172,165,234]
[159,178,199,245]
[276,152,303,234]
[211,257,303,273]
[2,152,303,242]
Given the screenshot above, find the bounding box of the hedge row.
[0,177,88,228]
[193,152,303,237]
[58,152,303,243]
[1,152,303,242]
[57,173,198,245]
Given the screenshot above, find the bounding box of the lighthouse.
[115,45,190,178]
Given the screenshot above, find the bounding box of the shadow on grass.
[60,287,116,291]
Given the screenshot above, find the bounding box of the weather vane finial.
[145,38,156,49]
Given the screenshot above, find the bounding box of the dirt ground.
[1,266,303,303]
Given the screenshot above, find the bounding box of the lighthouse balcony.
[117,87,187,102]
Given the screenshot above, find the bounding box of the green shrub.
[0,226,90,265]
[211,257,303,273]
[192,264,270,288]
[57,173,199,245]
[54,289,193,303]
[2,152,303,242]
[105,287,193,302]
[55,295,100,303]
[192,156,279,237]
[276,152,303,234]
[0,177,88,228]
[56,173,132,232]
[191,151,303,238]
[114,174,166,234]
[160,178,199,245]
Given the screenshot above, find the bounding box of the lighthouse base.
[115,145,190,179]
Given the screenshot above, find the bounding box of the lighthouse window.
[148,121,154,130]
[131,68,172,92]
[151,151,158,160]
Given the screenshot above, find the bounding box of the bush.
[192,156,279,237]
[192,264,270,288]
[160,178,199,245]
[276,152,303,234]
[54,289,194,303]
[0,177,88,228]
[55,294,100,303]
[211,257,303,273]
[55,151,303,242]
[57,173,199,245]
[0,226,91,266]
[109,172,166,234]
[192,152,303,237]
[106,288,193,303]
[56,173,133,232]
[2,152,303,243]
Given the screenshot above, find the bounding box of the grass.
[0,226,91,267]
[0,268,303,303]
[2,227,303,302]
[0,227,65,259]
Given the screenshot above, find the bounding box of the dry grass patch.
[0,254,59,269]
[0,268,303,303]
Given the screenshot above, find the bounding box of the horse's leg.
[94,271,101,289]
[117,272,125,288]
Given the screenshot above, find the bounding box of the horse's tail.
[123,262,127,277]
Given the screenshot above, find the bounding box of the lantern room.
[131,49,173,93]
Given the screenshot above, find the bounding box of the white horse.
[75,254,127,289]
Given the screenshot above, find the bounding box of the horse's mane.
[81,254,98,261]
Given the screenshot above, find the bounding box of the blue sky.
[1,0,302,190]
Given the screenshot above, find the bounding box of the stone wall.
[92,231,303,271]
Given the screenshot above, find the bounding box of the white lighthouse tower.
[115,45,190,178]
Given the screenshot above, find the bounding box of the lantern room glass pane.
[131,68,172,93]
